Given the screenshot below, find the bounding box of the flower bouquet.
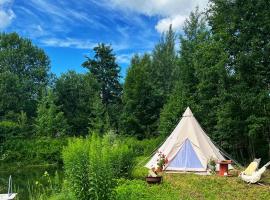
[156,151,168,173]
[146,151,168,184]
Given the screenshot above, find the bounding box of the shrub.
[124,136,163,156]
[106,135,135,178]
[1,137,68,165]
[62,138,90,199]
[62,133,135,200]
[131,162,149,179]
[0,120,19,142]
[88,134,115,199]
[115,179,178,200]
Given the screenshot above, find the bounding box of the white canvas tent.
[146,107,229,172]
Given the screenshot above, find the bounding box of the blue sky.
[0,0,208,77]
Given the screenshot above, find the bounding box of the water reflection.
[0,165,63,199]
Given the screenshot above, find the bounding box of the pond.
[0,164,63,200]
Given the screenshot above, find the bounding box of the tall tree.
[82,43,122,105]
[121,54,160,138]
[121,27,178,138]
[193,37,229,137]
[35,90,69,137]
[55,71,100,135]
[208,0,270,162]
[0,33,51,118]
[82,43,122,131]
[0,71,21,119]
[151,25,177,103]
[88,96,110,135]
[159,8,209,137]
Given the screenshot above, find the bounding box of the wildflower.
[44,171,49,176]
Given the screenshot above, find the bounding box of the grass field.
[116,170,270,200]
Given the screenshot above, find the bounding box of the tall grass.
[62,138,89,199]
[62,133,135,200]
[27,171,62,200]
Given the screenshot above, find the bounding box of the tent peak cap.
[182,107,193,117]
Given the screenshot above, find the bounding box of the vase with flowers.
[146,151,168,184]
[156,151,168,172]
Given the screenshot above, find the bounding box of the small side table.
[218,160,232,176]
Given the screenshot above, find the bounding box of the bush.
[62,133,135,200]
[115,179,178,200]
[131,161,149,179]
[62,138,90,199]
[106,135,135,178]
[124,136,163,156]
[0,121,19,142]
[1,137,68,165]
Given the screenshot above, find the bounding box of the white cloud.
[108,0,208,33]
[108,0,192,16]
[41,37,96,49]
[155,15,186,33]
[116,53,133,64]
[28,0,107,30]
[0,0,15,29]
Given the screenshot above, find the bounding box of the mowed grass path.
[116,170,270,200]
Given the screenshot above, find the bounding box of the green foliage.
[88,134,115,199]
[0,71,21,117]
[28,171,62,200]
[55,71,100,135]
[0,120,19,143]
[35,90,69,137]
[82,43,122,105]
[62,138,90,199]
[47,180,75,200]
[151,25,177,103]
[62,133,135,200]
[0,111,31,142]
[159,9,208,137]
[1,137,67,165]
[159,82,190,137]
[208,0,270,162]
[122,27,178,138]
[88,96,110,135]
[82,44,122,132]
[121,54,160,138]
[115,179,178,200]
[131,161,149,179]
[0,32,51,118]
[124,136,163,156]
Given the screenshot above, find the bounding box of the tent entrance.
[166,139,204,171]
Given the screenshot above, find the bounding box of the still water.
[0,165,63,199]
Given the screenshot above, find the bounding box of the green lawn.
[116,170,270,200]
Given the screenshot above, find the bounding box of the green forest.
[0,0,270,199]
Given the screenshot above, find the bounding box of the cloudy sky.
[0,0,208,77]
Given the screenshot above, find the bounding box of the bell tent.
[146,107,228,172]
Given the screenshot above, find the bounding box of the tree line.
[0,0,269,163]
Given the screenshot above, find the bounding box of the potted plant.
[156,151,168,172]
[207,157,217,174]
[146,168,162,184]
[146,151,168,184]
